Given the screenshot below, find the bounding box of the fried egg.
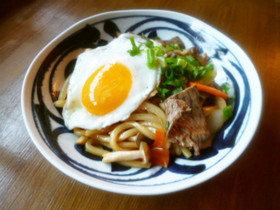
[62,33,162,130]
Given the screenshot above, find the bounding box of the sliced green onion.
[154,46,166,56]
[221,82,231,93]
[192,70,199,79]
[165,57,176,64]
[164,69,174,80]
[186,63,196,72]
[199,70,207,78]
[127,36,141,56]
[145,39,154,48]
[205,63,214,70]
[166,43,181,51]
[147,48,156,69]
[165,120,170,129]
[176,58,187,68]
[186,55,199,66]
[172,86,183,95]
[223,105,233,121]
[157,87,170,98]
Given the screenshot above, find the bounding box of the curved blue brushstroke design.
[168,163,205,174]
[126,17,205,42]
[147,30,158,39]
[104,19,121,37]
[30,14,251,185]
[138,27,198,47]
[189,147,219,161]
[213,62,250,149]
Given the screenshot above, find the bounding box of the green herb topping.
[127,35,216,99]
[223,105,233,121]
[127,36,142,56]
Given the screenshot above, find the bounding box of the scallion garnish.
[172,86,184,95]
[223,105,233,121]
[165,120,170,129]
[221,82,231,93]
[145,39,154,48]
[147,48,157,69]
[127,36,142,56]
[127,35,219,99]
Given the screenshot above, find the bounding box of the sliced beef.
[163,85,210,155]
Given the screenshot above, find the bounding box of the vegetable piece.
[150,148,170,167]
[127,36,142,56]
[147,48,156,69]
[181,147,192,158]
[223,105,233,121]
[172,86,184,95]
[221,82,231,93]
[166,43,181,51]
[189,82,228,100]
[145,38,154,48]
[165,120,170,130]
[215,97,227,109]
[102,141,150,164]
[203,106,217,117]
[76,136,88,145]
[157,86,171,98]
[153,129,167,149]
[186,55,199,66]
[200,66,216,85]
[157,56,214,99]
[206,109,224,134]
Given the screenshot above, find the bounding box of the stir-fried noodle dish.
[54,33,234,168]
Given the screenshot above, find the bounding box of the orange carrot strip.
[150,148,170,168]
[189,82,228,100]
[153,129,167,149]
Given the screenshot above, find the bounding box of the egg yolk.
[82,63,133,115]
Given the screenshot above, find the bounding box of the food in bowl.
[54,32,234,168]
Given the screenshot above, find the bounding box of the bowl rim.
[21,9,263,195]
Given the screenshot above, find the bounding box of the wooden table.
[1,0,279,209]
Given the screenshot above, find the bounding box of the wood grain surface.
[1,0,279,209]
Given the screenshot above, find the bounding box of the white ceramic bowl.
[21,9,262,195]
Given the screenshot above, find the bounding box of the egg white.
[62,33,162,130]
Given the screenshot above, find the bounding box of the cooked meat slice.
[163,85,210,155]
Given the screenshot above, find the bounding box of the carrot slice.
[189,82,228,100]
[153,129,167,149]
[150,148,170,168]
